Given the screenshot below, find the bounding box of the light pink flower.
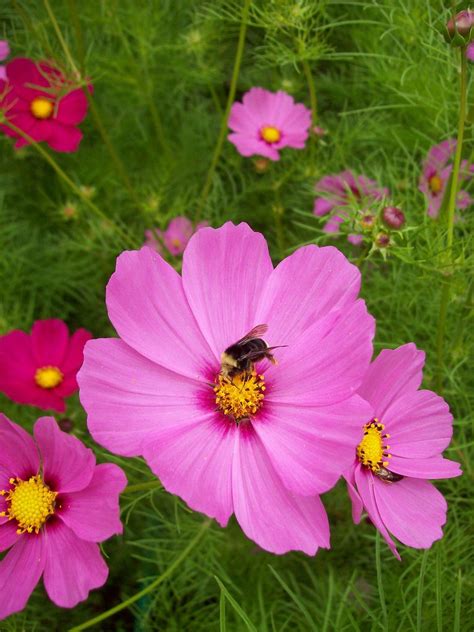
[418,139,473,218]
[144,217,208,256]
[0,41,9,81]
[344,344,461,560]
[79,222,375,555]
[0,319,92,413]
[228,87,311,161]
[0,414,126,619]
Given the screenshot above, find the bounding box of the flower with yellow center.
[30,97,54,120]
[428,174,443,195]
[356,419,391,472]
[171,238,182,250]
[214,370,265,422]
[35,365,64,389]
[0,475,57,534]
[260,126,281,144]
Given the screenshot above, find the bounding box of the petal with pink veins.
[388,454,461,479]
[228,133,280,160]
[0,413,39,485]
[0,522,20,552]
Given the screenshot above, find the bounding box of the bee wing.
[235,324,268,345]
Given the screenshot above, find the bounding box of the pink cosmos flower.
[79,222,375,555]
[467,42,474,61]
[0,414,126,619]
[144,217,208,256]
[0,41,9,81]
[0,319,92,413]
[344,344,462,560]
[228,87,311,161]
[0,58,90,152]
[418,139,473,218]
[313,170,389,244]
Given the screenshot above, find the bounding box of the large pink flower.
[418,139,473,218]
[228,87,311,161]
[344,345,461,560]
[79,222,375,555]
[145,217,209,256]
[0,414,126,619]
[0,58,90,152]
[0,319,92,413]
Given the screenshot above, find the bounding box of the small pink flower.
[345,344,461,559]
[145,217,208,256]
[0,415,126,620]
[79,222,375,555]
[0,58,90,152]
[0,319,92,412]
[228,87,311,161]
[418,139,473,218]
[0,41,9,81]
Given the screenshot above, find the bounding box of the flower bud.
[446,10,474,45]
[253,158,269,173]
[361,213,376,229]
[375,232,390,248]
[382,206,405,229]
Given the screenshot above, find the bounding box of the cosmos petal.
[388,455,461,479]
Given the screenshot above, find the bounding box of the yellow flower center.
[214,370,265,421]
[0,475,57,534]
[356,419,391,472]
[30,97,54,119]
[260,126,281,144]
[35,366,63,389]
[429,174,443,194]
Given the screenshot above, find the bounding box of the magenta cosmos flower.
[79,222,375,555]
[0,41,9,81]
[145,217,208,256]
[0,414,126,619]
[345,345,461,560]
[313,170,389,245]
[0,58,90,152]
[418,139,473,218]
[228,87,311,161]
[0,319,92,413]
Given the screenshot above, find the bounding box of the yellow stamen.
[30,97,54,120]
[35,366,63,389]
[0,475,57,534]
[260,126,281,144]
[356,419,391,472]
[429,174,443,194]
[214,370,265,421]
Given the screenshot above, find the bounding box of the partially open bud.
[382,206,405,229]
[254,158,270,173]
[361,213,376,229]
[375,232,390,248]
[446,10,474,45]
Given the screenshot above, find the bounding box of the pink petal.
[279,102,311,134]
[373,477,447,550]
[31,319,69,367]
[253,395,372,495]
[232,427,330,555]
[143,415,237,527]
[0,41,9,61]
[382,390,453,458]
[388,454,461,479]
[60,464,127,542]
[228,102,258,134]
[46,122,83,153]
[56,89,88,125]
[255,244,361,346]
[0,522,20,552]
[6,58,49,88]
[0,67,6,80]
[78,338,206,456]
[0,413,40,486]
[242,87,278,122]
[182,223,273,360]
[34,417,95,493]
[344,467,364,523]
[313,198,335,216]
[42,521,108,608]
[228,132,281,160]
[357,344,425,419]
[106,247,212,378]
[347,234,363,246]
[354,464,400,559]
[0,534,45,620]
[60,328,92,377]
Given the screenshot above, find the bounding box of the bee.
[220,324,283,379]
[374,467,404,483]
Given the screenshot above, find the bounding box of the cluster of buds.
[445,9,474,46]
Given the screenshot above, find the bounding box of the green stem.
[302,60,317,125]
[69,519,211,632]
[43,0,79,75]
[123,480,162,494]
[435,47,468,392]
[196,0,252,218]
[375,532,388,630]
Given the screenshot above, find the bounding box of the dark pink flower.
[144,217,208,256]
[418,139,473,218]
[0,41,9,81]
[0,58,90,152]
[0,415,126,619]
[0,319,92,413]
[228,87,311,161]
[79,222,375,555]
[345,345,461,559]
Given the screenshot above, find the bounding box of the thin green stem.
[302,60,317,125]
[69,519,211,631]
[375,532,388,631]
[435,47,468,392]
[123,480,162,494]
[196,0,252,219]
[43,0,79,75]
